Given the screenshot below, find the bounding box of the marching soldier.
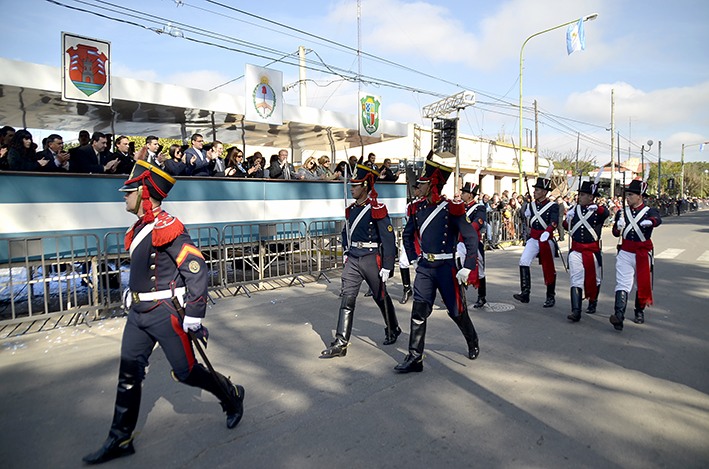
[83,160,244,465]
[458,181,488,308]
[562,180,609,322]
[610,179,662,331]
[395,160,480,373]
[398,181,424,305]
[514,169,559,307]
[321,164,400,358]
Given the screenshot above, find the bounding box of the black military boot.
[394,301,430,373]
[451,311,480,359]
[513,266,531,303]
[180,363,245,429]
[474,277,487,308]
[376,294,401,345]
[610,290,628,331]
[364,286,373,297]
[633,293,645,324]
[399,268,413,304]
[543,275,556,308]
[586,290,599,315]
[321,295,355,357]
[82,360,141,465]
[567,287,582,322]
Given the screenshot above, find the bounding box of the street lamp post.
[519,13,598,193]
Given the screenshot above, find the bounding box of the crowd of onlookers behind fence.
[1,126,706,250]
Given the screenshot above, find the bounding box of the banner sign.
[245,64,283,126]
[359,92,382,138]
[61,32,111,105]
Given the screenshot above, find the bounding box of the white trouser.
[456,242,485,278]
[519,238,553,267]
[615,249,643,293]
[399,248,410,269]
[568,251,601,288]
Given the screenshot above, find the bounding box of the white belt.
[352,241,379,249]
[422,252,454,261]
[133,287,186,303]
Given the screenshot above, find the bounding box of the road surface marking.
[654,249,685,259]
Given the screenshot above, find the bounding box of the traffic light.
[667,178,675,190]
[433,118,457,157]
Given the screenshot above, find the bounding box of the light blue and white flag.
[567,18,585,55]
[700,143,705,152]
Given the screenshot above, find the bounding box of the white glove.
[379,268,391,283]
[587,204,598,212]
[456,267,471,285]
[524,207,531,219]
[399,254,410,269]
[411,259,419,270]
[540,231,550,242]
[565,210,574,225]
[616,218,626,229]
[122,289,132,311]
[182,316,202,333]
[639,220,653,227]
[343,254,348,264]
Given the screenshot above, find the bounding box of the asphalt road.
[1,209,708,469]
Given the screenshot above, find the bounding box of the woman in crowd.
[8,129,47,171]
[224,147,249,178]
[316,155,341,180]
[333,161,349,180]
[165,144,188,176]
[297,156,320,180]
[247,152,264,178]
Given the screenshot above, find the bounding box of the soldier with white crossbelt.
[609,179,662,331]
[562,180,609,322]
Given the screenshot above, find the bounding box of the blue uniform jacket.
[404,197,478,270]
[612,204,662,241]
[126,211,208,318]
[341,198,396,271]
[564,204,610,243]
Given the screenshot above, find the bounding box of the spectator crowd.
[0,127,405,183]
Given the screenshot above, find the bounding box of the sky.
[1,0,708,163]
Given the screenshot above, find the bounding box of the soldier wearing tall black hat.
[321,164,400,358]
[83,158,245,465]
[458,178,488,308]
[514,165,560,307]
[609,179,662,331]
[395,158,480,373]
[562,174,609,322]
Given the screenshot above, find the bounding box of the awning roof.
[0,58,407,150]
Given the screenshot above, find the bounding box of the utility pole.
[610,89,615,198]
[658,141,662,198]
[298,46,307,107]
[534,100,539,175]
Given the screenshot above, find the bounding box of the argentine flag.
[567,19,585,55]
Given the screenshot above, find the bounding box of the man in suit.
[69,130,91,163]
[36,134,71,172]
[269,149,301,179]
[143,136,166,169]
[185,134,211,176]
[73,132,119,174]
[209,140,225,176]
[113,136,135,175]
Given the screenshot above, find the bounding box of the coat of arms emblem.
[66,44,108,97]
[360,95,380,136]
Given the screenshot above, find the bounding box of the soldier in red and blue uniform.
[562,181,609,322]
[514,175,559,307]
[83,160,244,465]
[458,181,488,308]
[610,179,662,331]
[321,164,400,358]
[394,160,480,373]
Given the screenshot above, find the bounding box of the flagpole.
[519,13,598,194]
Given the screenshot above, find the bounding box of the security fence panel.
[0,234,102,325]
[186,226,222,291]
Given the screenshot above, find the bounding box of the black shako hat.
[119,159,175,201]
[350,164,379,186]
[461,181,479,197]
[578,181,599,197]
[417,159,452,186]
[625,179,648,196]
[532,176,552,191]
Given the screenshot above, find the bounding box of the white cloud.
[111,63,159,82]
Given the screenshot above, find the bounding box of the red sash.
[572,240,601,300]
[621,239,654,308]
[531,228,556,286]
